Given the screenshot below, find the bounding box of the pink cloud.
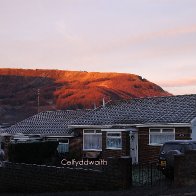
[158,78,196,87]
[151,25,196,38]
[87,24,196,54]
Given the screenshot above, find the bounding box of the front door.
[130,131,138,164]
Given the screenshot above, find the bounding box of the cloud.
[158,78,196,87]
[157,77,196,95]
[83,24,196,57]
[151,25,196,39]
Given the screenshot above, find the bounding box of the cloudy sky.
[0,0,196,95]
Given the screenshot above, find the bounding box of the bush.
[8,141,59,164]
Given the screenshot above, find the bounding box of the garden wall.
[0,157,132,193]
[174,150,196,187]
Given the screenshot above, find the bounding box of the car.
[158,140,196,178]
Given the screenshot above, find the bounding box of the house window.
[57,139,69,153]
[83,130,102,151]
[106,132,122,149]
[149,128,175,145]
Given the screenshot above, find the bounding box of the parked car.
[158,140,196,177]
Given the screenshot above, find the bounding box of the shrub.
[8,141,59,164]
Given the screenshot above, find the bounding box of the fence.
[0,159,178,193]
[132,162,173,187]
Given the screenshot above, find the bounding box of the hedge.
[8,141,59,164]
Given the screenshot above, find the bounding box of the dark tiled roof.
[2,95,196,136]
[71,94,196,125]
[3,110,89,136]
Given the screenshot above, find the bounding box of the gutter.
[69,123,191,129]
[44,135,74,138]
[68,125,113,128]
[135,123,191,128]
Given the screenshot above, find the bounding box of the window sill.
[83,149,102,151]
[106,148,122,150]
[148,143,163,147]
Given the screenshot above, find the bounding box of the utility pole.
[37,88,40,113]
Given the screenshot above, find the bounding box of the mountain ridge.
[0,68,171,126]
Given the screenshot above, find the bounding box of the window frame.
[106,131,122,150]
[149,128,175,146]
[57,139,69,153]
[83,129,102,151]
[45,138,69,153]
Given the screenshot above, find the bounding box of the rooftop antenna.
[94,103,97,109]
[103,98,105,107]
[37,88,40,113]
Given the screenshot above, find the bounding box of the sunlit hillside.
[0,68,171,125]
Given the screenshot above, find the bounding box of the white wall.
[191,117,196,140]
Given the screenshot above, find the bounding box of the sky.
[0,0,196,95]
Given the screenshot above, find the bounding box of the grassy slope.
[0,68,171,124]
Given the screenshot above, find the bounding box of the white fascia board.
[68,125,113,128]
[101,128,137,132]
[68,123,191,129]
[45,135,74,138]
[135,123,191,128]
[23,134,42,136]
[111,123,191,127]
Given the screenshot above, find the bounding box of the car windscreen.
[161,143,193,154]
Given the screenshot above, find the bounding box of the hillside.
[0,68,171,126]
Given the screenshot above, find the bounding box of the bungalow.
[1,94,196,164]
[68,94,196,163]
[0,109,89,159]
